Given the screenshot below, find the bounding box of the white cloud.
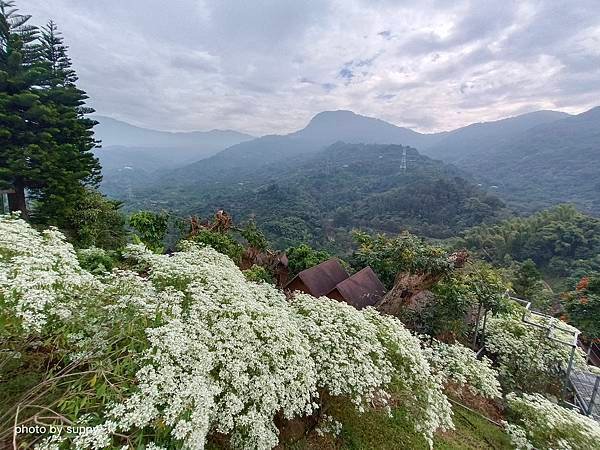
[24,0,600,134]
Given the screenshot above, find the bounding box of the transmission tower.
[400,148,407,171]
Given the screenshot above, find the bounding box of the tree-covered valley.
[2,1,600,450]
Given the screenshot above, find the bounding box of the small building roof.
[327,267,386,310]
[285,258,348,297]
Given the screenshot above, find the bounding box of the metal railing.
[475,292,600,419]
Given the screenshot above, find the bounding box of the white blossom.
[506,392,600,450]
[424,339,502,399]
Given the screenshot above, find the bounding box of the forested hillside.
[427,108,600,214]
[137,143,508,250]
[113,107,600,220]
[421,110,570,162]
[458,205,600,288]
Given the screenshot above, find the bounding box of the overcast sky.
[25,0,600,135]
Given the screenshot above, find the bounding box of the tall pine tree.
[0,2,101,222]
[34,19,101,226]
[0,0,44,218]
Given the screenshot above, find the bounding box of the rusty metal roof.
[286,258,348,297]
[328,267,386,309]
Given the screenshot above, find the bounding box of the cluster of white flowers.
[290,293,393,409]
[84,244,454,449]
[1,219,466,449]
[484,309,586,391]
[315,414,343,437]
[424,339,502,399]
[0,215,99,332]
[506,392,600,450]
[81,244,316,449]
[362,310,453,444]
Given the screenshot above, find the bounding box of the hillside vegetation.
[459,205,600,284]
[94,117,253,198]
[108,107,600,218]
[428,108,600,214]
[3,3,600,449]
[137,143,507,251]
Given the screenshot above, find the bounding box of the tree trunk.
[7,178,28,219]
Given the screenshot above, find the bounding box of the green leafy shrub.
[564,275,600,340]
[76,247,117,274]
[240,220,269,251]
[190,229,244,263]
[352,231,452,289]
[62,189,127,250]
[129,210,170,253]
[243,264,273,283]
[286,243,331,277]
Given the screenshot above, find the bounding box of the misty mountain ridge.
[93,115,253,148]
[457,106,600,213]
[142,108,567,191]
[93,116,255,197]
[99,106,599,215]
[289,110,444,148]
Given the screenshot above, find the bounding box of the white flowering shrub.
[506,393,600,450]
[315,414,343,437]
[1,218,456,449]
[484,307,586,393]
[0,215,99,333]
[424,339,501,399]
[290,294,393,408]
[361,309,454,443]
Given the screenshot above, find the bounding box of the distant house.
[327,267,386,310]
[285,258,348,297]
[285,259,387,309]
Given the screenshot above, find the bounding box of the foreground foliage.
[506,393,600,450]
[1,216,457,449]
[484,306,586,393]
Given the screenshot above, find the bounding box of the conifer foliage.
[0,1,100,223]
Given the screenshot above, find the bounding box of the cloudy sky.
[25,0,600,135]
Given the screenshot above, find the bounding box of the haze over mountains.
[94,116,253,149]
[96,106,600,219]
[93,116,254,197]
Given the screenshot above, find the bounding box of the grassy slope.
[2,357,512,450]
[285,399,512,450]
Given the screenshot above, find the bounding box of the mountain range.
[141,142,509,251]
[93,116,254,198]
[96,106,600,224]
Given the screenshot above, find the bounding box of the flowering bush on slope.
[506,393,600,450]
[484,306,586,393]
[424,340,501,399]
[290,294,454,443]
[0,215,99,333]
[1,217,454,449]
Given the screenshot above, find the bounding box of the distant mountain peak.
[92,115,253,148]
[289,109,441,148]
[304,110,394,128]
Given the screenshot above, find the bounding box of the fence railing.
[474,292,600,419]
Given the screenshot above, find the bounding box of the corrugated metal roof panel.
[286,258,348,297]
[328,266,386,309]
